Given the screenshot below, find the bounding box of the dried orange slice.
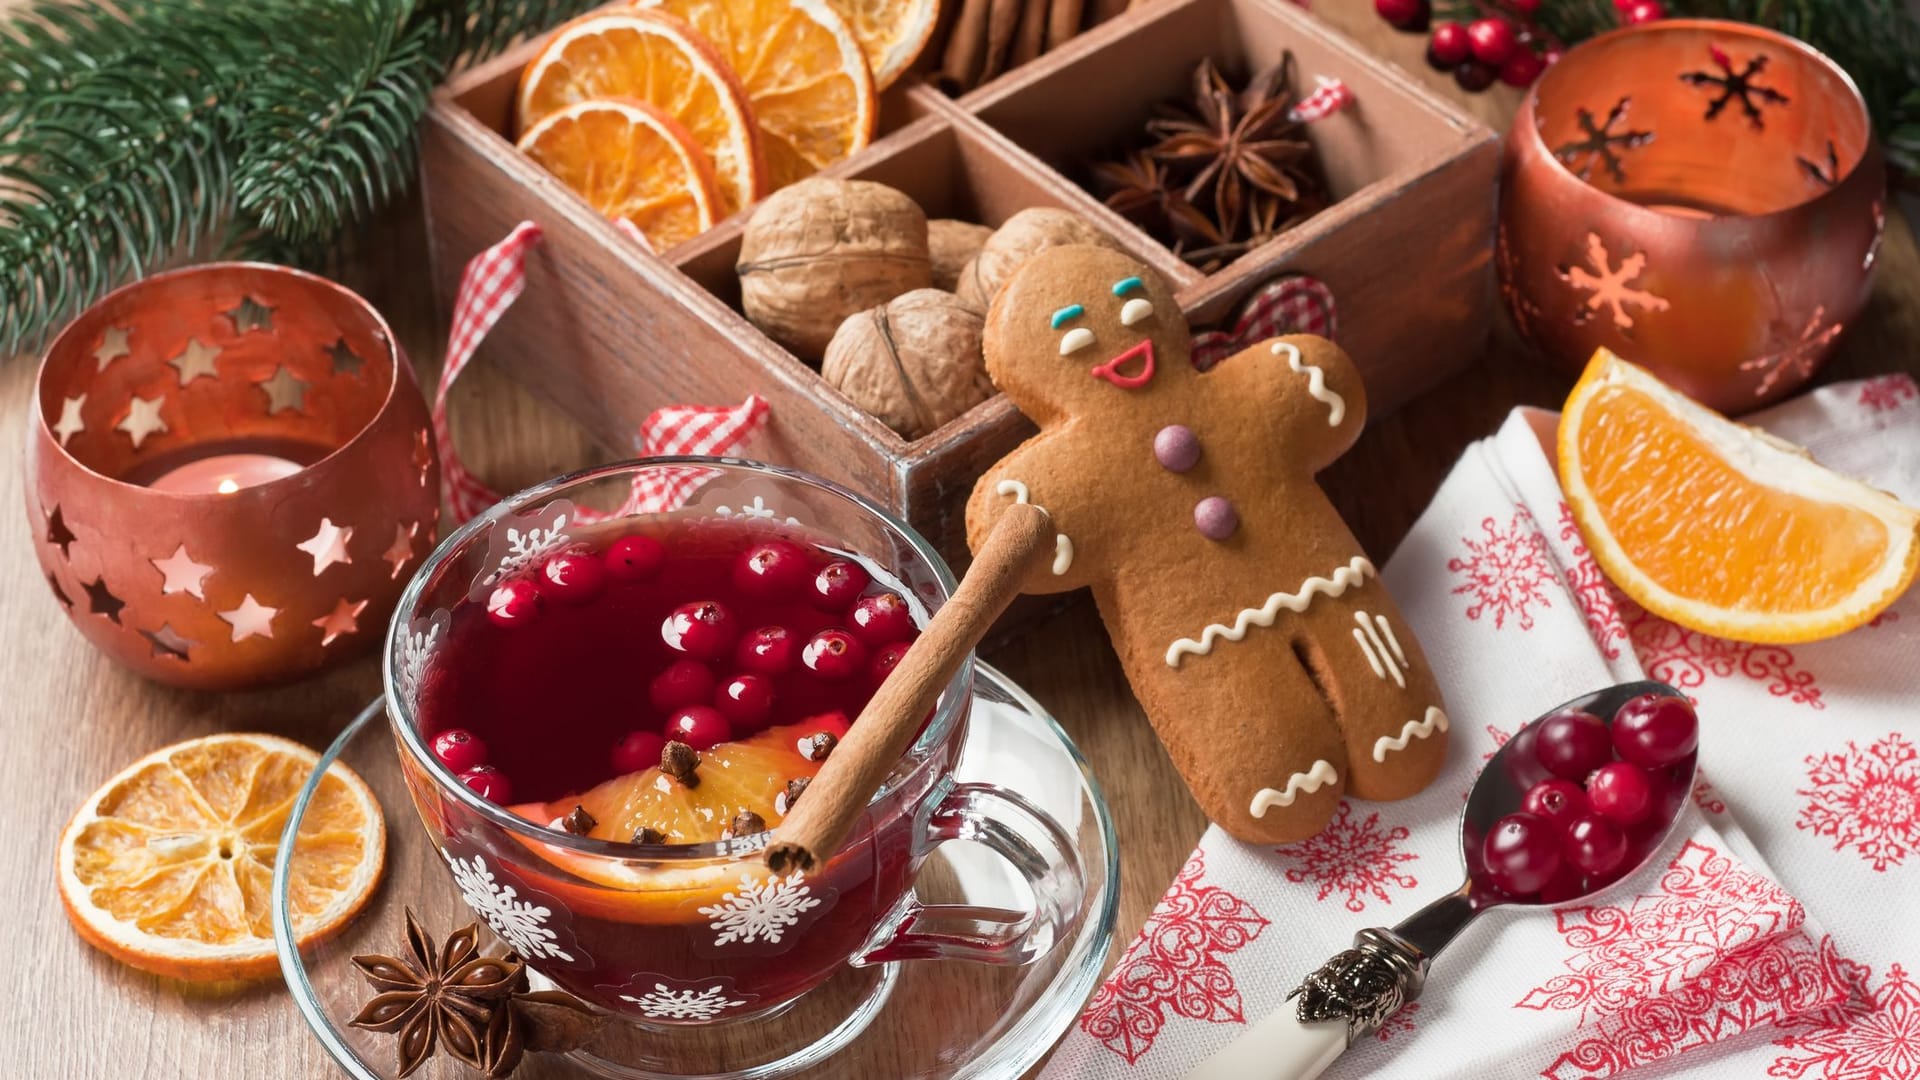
[633,0,877,189]
[517,98,721,250]
[517,10,763,216]
[1560,348,1920,643]
[58,733,385,981]
[823,0,942,89]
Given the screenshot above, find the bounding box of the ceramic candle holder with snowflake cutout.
[25,263,440,690]
[1498,19,1884,414]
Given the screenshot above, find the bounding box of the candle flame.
[217,479,240,494]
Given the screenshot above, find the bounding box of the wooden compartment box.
[420,0,1498,566]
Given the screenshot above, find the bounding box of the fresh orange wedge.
[633,0,877,190]
[823,0,941,89]
[517,10,763,216]
[1560,348,1920,643]
[58,733,385,981]
[517,98,721,250]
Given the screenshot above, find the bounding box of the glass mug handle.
[853,781,1082,967]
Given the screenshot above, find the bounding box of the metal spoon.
[1182,680,1698,1080]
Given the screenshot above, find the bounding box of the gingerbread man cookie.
[966,246,1450,844]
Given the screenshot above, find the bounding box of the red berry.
[665,706,732,751]
[1624,0,1664,24]
[536,550,605,604]
[1522,777,1591,830]
[849,592,916,645]
[1612,0,1635,10]
[1564,813,1629,877]
[1611,693,1697,768]
[868,640,910,689]
[459,764,511,803]
[1454,58,1498,91]
[1587,761,1653,825]
[1483,811,1564,896]
[649,659,717,712]
[1535,709,1612,780]
[486,578,541,627]
[735,625,798,675]
[1375,0,1429,30]
[734,540,812,600]
[715,674,775,728]
[802,629,867,680]
[811,559,870,610]
[662,600,737,659]
[1536,862,1588,904]
[1467,18,1517,65]
[611,730,667,775]
[1427,21,1471,66]
[1499,48,1545,88]
[604,535,665,581]
[432,729,488,773]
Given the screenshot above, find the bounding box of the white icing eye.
[1120,297,1154,326]
[1059,327,1095,356]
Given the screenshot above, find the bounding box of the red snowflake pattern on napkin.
[1274,800,1420,912]
[1556,503,1629,659]
[1858,374,1919,414]
[1619,594,1825,709]
[1449,507,1557,631]
[1771,953,1920,1079]
[1797,733,1920,873]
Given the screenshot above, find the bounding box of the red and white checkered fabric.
[1288,75,1354,123]
[433,220,768,524]
[1189,274,1338,372]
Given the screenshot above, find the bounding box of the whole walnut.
[956,208,1122,311]
[928,219,992,294]
[738,178,931,359]
[822,289,992,440]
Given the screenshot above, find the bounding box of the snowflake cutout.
[1741,305,1844,398]
[1498,230,1545,341]
[1080,851,1269,1065]
[1771,951,1920,1080]
[713,495,800,526]
[1274,800,1419,913]
[1681,46,1790,129]
[1561,232,1671,331]
[1799,141,1841,187]
[698,871,821,947]
[1448,507,1557,631]
[1866,199,1885,272]
[619,982,748,1021]
[470,501,574,597]
[1619,590,1825,709]
[1558,503,1628,660]
[1859,375,1918,413]
[394,611,447,706]
[1796,732,1920,873]
[443,851,576,962]
[1552,97,1653,183]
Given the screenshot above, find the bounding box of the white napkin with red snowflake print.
[1040,373,1920,1080]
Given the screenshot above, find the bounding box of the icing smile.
[1090,340,1156,389]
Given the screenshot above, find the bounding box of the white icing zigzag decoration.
[1273,341,1345,427]
[1165,556,1376,666]
[995,479,1074,575]
[1249,760,1339,817]
[1372,707,1450,763]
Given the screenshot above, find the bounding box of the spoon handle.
[1179,1004,1345,1080]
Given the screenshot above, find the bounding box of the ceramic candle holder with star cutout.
[1497,19,1884,414]
[26,263,440,690]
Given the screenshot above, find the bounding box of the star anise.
[351,909,526,1078]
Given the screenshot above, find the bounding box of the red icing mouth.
[1090,340,1156,389]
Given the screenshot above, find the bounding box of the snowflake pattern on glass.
[1770,950,1920,1080]
[1618,591,1825,709]
[1449,507,1558,631]
[698,871,822,947]
[1273,800,1419,913]
[618,981,749,1021]
[394,610,448,706]
[712,495,800,525]
[443,851,576,962]
[468,501,574,598]
[1557,503,1628,660]
[1796,732,1920,873]
[1858,374,1919,414]
[1079,851,1269,1065]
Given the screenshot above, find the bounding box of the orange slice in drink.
[517,10,763,216]
[58,733,385,981]
[633,0,877,189]
[517,98,721,251]
[1560,348,1920,643]
[823,0,942,90]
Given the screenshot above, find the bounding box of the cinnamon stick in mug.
[765,502,1056,873]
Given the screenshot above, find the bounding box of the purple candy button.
[1194,496,1238,540]
[1154,424,1201,472]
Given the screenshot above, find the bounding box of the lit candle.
[147,452,305,495]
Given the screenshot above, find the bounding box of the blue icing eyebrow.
[1112,276,1144,297]
[1049,304,1085,329]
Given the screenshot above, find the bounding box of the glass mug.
[383,460,1085,1034]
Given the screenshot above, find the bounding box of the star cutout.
[117,394,168,449]
[313,597,369,646]
[46,505,78,559]
[168,338,222,385]
[383,520,420,579]
[92,326,131,372]
[47,574,71,610]
[225,296,275,333]
[326,337,365,377]
[52,395,86,446]
[140,623,195,661]
[82,576,125,624]
[296,517,354,575]
[217,593,278,641]
[152,544,215,598]
[258,365,309,414]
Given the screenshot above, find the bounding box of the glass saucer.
[275,663,1118,1079]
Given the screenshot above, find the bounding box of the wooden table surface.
[4,3,1918,1076]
